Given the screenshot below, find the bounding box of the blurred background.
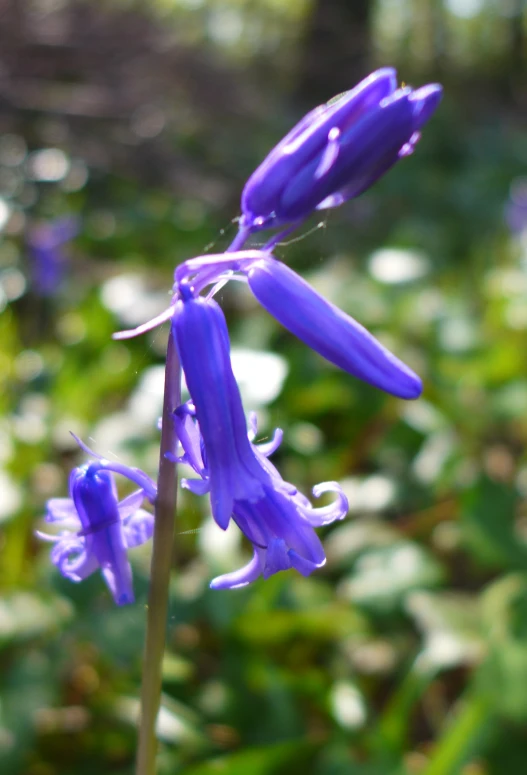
[1,0,527,773]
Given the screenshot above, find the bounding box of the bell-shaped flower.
[170,288,349,588]
[172,287,275,530]
[118,249,422,400]
[246,255,422,399]
[37,456,156,605]
[241,68,442,232]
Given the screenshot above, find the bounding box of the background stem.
[136,330,181,775]
[420,691,491,775]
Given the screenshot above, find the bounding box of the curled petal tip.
[409,84,443,128]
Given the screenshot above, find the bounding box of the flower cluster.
[39,69,441,603]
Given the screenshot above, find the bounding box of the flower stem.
[420,690,491,775]
[136,330,181,775]
[228,224,252,252]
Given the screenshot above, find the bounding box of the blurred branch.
[296,0,372,102]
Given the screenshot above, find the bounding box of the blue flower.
[171,293,348,588]
[245,254,422,399]
[27,216,79,295]
[37,453,156,605]
[240,68,442,232]
[168,250,421,399]
[117,249,422,399]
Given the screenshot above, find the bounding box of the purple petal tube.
[71,465,135,604]
[247,256,422,399]
[241,69,442,231]
[171,294,270,529]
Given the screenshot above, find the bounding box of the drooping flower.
[171,250,422,399]
[240,68,442,232]
[171,292,348,588]
[115,250,422,399]
[27,216,79,295]
[245,255,422,399]
[37,454,156,605]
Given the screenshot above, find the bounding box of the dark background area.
[1,0,527,773]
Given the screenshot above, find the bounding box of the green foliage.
[2,2,527,774]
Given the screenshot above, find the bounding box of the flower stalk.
[135,330,181,775]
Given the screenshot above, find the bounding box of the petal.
[181,477,211,496]
[263,538,292,578]
[297,481,349,527]
[280,90,414,220]
[112,303,177,340]
[254,427,283,458]
[247,411,258,440]
[101,560,134,606]
[118,489,145,519]
[89,522,135,605]
[45,498,78,522]
[122,509,154,548]
[314,128,341,179]
[247,257,422,399]
[95,461,157,503]
[173,404,206,476]
[172,296,267,529]
[51,538,99,581]
[234,488,326,568]
[409,84,443,129]
[210,548,263,589]
[35,530,62,543]
[288,549,326,576]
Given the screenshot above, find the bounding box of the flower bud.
[241,69,442,231]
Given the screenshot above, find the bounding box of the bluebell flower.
[116,249,421,399]
[245,254,422,399]
[168,250,422,399]
[171,293,348,588]
[37,452,156,605]
[240,68,442,232]
[27,216,79,295]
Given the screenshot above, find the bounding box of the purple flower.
[168,250,422,399]
[246,255,422,399]
[27,216,79,295]
[504,178,527,235]
[116,249,422,399]
[37,454,156,605]
[241,68,442,232]
[171,293,348,588]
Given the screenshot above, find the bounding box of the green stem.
[420,691,491,775]
[377,659,435,753]
[136,331,181,775]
